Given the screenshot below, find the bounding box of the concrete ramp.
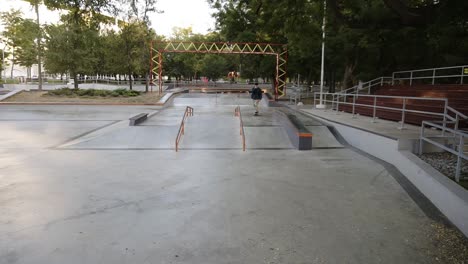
[306,125,343,148]
[244,126,294,149]
[178,114,242,149]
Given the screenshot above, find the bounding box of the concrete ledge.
[274,111,312,150]
[129,113,148,126]
[156,89,189,106]
[0,89,24,101]
[308,113,468,237]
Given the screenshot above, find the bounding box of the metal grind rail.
[234,106,246,151]
[175,106,194,152]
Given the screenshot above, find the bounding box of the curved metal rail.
[175,106,194,152]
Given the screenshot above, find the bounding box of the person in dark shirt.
[250,82,263,115]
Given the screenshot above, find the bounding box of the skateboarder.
[250,82,263,115]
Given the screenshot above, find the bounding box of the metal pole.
[316,0,327,109]
[336,95,340,115]
[455,135,463,182]
[372,96,377,123]
[419,124,424,155]
[432,69,435,85]
[461,67,464,85]
[352,95,356,118]
[442,100,448,136]
[399,98,406,129]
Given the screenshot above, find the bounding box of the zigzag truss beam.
[150,41,287,99]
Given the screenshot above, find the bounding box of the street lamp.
[316,0,327,109]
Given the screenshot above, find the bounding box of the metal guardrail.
[420,120,467,182]
[313,92,448,129]
[393,65,468,86]
[234,106,246,151]
[340,77,393,95]
[175,106,194,152]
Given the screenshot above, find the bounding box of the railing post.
[419,123,424,155]
[372,96,377,123]
[336,95,340,115]
[352,95,356,118]
[432,69,436,85]
[461,67,465,85]
[331,94,335,111]
[455,114,460,131]
[455,135,463,182]
[399,98,406,129]
[381,77,383,86]
[409,72,413,86]
[442,101,448,136]
[313,93,317,108]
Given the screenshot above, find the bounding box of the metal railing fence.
[420,121,467,182]
[313,92,448,130]
[340,77,393,95]
[393,65,468,86]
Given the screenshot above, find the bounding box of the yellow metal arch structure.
[150,41,288,100]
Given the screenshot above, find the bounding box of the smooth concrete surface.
[0,94,449,263]
[309,112,468,237]
[305,126,343,148]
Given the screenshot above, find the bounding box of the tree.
[209,0,468,90]
[118,21,150,90]
[200,54,228,81]
[44,0,117,89]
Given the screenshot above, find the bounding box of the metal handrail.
[234,106,246,151]
[339,77,393,95]
[420,120,467,182]
[175,106,194,152]
[314,92,448,129]
[392,65,468,85]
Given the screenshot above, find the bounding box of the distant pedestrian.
[250,82,263,115]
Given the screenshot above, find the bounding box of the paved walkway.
[0,94,449,263]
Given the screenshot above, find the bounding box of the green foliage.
[0,9,41,69]
[209,0,468,88]
[46,88,140,97]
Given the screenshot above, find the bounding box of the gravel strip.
[419,152,468,188]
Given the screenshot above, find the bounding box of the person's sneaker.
[254,112,259,116]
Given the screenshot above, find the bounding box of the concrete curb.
[0,89,25,101]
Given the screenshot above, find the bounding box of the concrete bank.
[302,110,468,237]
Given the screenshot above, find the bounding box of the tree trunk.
[73,73,78,89]
[342,63,356,90]
[129,71,133,90]
[145,73,149,92]
[329,70,336,93]
[35,1,42,91]
[10,49,15,79]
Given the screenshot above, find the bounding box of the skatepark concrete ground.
[0,93,456,263]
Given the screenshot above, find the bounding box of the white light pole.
[316,0,327,109]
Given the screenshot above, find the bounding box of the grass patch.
[46,88,140,97]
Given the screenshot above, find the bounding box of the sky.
[0,0,216,36]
